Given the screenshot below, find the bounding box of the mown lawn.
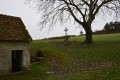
[0,33,120,80]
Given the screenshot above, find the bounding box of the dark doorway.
[12,50,22,72]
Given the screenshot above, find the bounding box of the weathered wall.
[0,41,31,75]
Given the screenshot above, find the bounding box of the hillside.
[0,33,120,80]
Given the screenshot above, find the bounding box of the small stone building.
[0,14,32,75]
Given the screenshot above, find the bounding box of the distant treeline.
[42,21,120,40]
[42,35,76,40]
[94,21,120,34]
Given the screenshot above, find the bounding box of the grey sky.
[0,0,117,39]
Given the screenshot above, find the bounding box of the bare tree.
[26,0,120,44]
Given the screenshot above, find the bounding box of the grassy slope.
[0,33,120,80]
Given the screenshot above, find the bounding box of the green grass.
[0,33,120,80]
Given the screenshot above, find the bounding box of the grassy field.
[0,33,120,80]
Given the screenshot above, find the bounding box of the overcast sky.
[0,0,117,40]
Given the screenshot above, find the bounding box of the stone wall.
[0,41,30,75]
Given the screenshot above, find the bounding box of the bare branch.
[63,0,83,25]
[26,0,120,29]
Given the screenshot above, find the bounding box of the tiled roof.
[0,14,32,42]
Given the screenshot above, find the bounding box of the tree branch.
[63,0,83,25]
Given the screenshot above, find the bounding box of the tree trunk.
[83,24,93,44]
